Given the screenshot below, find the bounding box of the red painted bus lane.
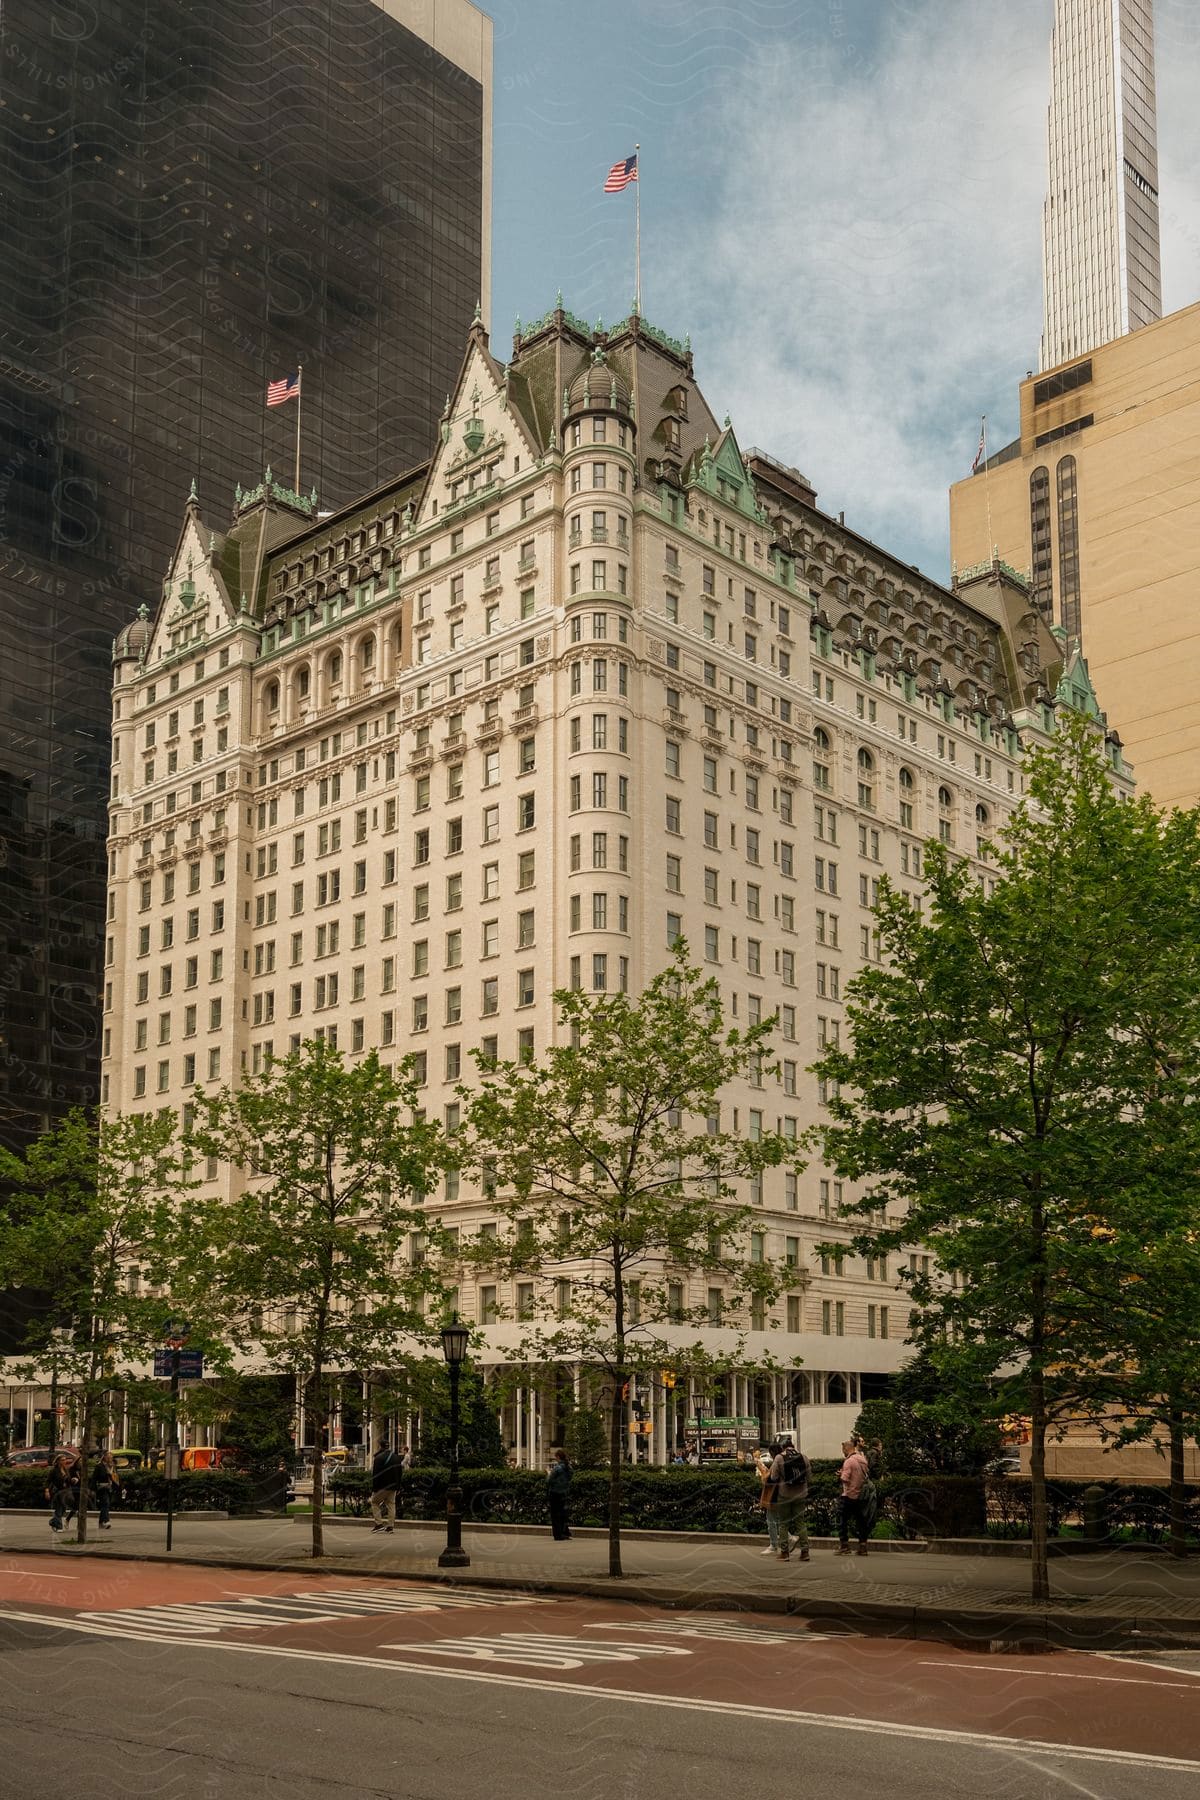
[2,1554,1198,1772]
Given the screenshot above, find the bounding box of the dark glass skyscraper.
[0,0,491,1144]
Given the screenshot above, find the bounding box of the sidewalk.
[3,1510,1199,1650]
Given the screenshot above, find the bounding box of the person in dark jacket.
[93,1451,121,1529]
[370,1440,404,1532]
[45,1454,79,1533]
[547,1448,572,1540]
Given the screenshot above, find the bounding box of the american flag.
[604,153,638,193]
[971,417,987,473]
[267,370,300,407]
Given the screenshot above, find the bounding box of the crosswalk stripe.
[74,1582,560,1637]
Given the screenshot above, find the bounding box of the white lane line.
[1,1605,1198,1775]
[919,1660,1200,1689]
[1096,1654,1200,1682]
[0,1570,80,1580]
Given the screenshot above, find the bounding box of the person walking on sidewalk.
[547,1448,573,1540]
[93,1450,121,1530]
[45,1454,78,1534]
[757,1440,810,1561]
[370,1439,404,1533]
[771,1439,811,1561]
[837,1438,872,1555]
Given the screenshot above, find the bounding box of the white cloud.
[660,0,1200,580]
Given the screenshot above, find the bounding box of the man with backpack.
[762,1438,811,1562]
[370,1439,404,1533]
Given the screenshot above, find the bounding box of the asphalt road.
[2,1555,1198,1799]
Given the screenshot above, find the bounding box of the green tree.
[855,1349,1002,1476]
[0,1107,201,1544]
[1078,1218,1200,1556]
[459,946,794,1577]
[416,1364,505,1468]
[813,714,1200,1602]
[562,1400,608,1470]
[189,1042,450,1556]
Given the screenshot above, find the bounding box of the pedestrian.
[93,1450,121,1530]
[369,1438,404,1533]
[836,1437,872,1555]
[757,1440,811,1561]
[547,1448,572,1540]
[45,1453,78,1534]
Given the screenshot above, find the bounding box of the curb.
[4,1539,1198,1652]
[323,1516,928,1552]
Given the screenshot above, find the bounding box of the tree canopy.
[187,1041,451,1556]
[459,945,795,1576]
[813,713,1200,1599]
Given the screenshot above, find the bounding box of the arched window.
[296,666,310,701]
[812,726,831,793]
[359,633,376,675]
[856,747,874,810]
[328,651,343,685]
[898,765,915,829]
[938,785,954,845]
[975,803,989,825]
[264,680,280,713]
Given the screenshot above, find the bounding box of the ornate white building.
[103,304,1125,1462]
[1041,0,1161,370]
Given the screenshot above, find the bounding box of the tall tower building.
[1041,0,1161,370]
[0,0,491,1147]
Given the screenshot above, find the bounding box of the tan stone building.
[949,298,1200,810]
[104,304,1124,1463]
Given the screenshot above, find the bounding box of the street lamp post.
[438,1315,470,1569]
[46,1326,70,1457]
[694,1397,704,1470]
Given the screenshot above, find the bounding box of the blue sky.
[488,0,1200,581]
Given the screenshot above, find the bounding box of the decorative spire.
[136,602,150,622]
[474,299,482,324]
[555,288,564,309]
[188,477,198,502]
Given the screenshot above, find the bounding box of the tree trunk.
[1028,1367,1050,1605]
[310,1370,326,1558]
[608,1369,624,1578]
[1168,1401,1188,1560]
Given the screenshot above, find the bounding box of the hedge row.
[329,1465,994,1539]
[6,1461,1191,1543]
[0,1467,270,1516]
[329,1468,1199,1542]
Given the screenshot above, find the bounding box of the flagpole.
[634,144,641,314]
[980,414,995,561]
[294,364,303,494]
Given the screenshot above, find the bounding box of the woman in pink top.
[836,1439,871,1556]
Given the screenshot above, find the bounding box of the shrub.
[0,1465,259,1515]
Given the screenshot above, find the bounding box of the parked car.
[5,1445,80,1469]
[989,1454,1024,1477]
[108,1448,144,1472]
